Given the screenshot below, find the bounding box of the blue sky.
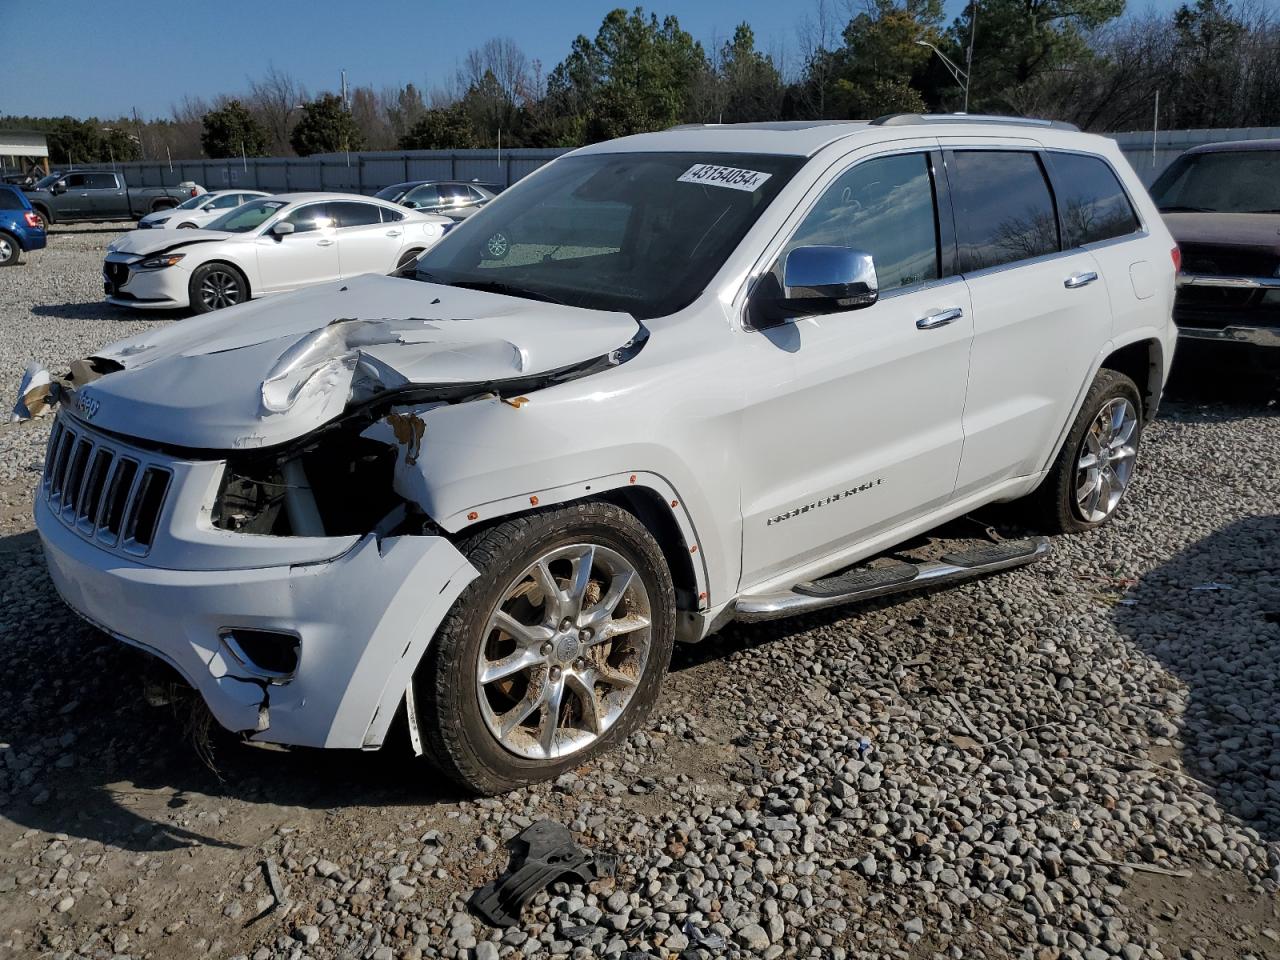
[4,0,1189,119]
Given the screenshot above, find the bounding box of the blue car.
[0,183,47,266]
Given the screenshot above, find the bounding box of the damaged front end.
[20,277,649,750]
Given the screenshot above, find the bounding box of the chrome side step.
[734,536,1051,623]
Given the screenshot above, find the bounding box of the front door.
[254,202,341,293]
[940,147,1114,495]
[737,149,973,589]
[55,173,92,217]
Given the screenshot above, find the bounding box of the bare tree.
[247,65,306,155]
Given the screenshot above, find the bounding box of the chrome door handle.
[1064,271,1098,289]
[916,307,964,330]
[316,239,335,247]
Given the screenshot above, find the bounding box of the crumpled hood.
[70,273,641,450]
[107,228,234,257]
[1163,212,1280,258]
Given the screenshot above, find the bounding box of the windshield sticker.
[262,201,286,210]
[678,164,773,192]
[485,232,510,259]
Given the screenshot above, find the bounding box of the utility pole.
[132,106,146,161]
[964,0,978,113]
[341,70,349,110]
[1152,90,1160,171]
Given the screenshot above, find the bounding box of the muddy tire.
[1021,368,1144,534]
[416,502,676,794]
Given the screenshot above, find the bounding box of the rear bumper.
[37,493,478,749]
[17,228,46,251]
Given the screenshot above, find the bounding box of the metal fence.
[80,148,571,194]
[9,127,1279,193]
[1112,126,1280,184]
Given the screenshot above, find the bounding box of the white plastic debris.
[10,362,57,422]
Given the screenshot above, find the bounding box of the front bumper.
[37,492,478,750]
[103,255,188,309]
[1177,324,1280,348]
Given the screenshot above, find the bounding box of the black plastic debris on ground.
[468,820,607,928]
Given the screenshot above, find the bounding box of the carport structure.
[0,129,50,178]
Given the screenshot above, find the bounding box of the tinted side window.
[1050,152,1140,246]
[283,203,334,233]
[330,201,382,228]
[406,185,441,207]
[210,194,241,209]
[380,206,405,223]
[63,174,87,189]
[0,189,22,210]
[950,151,1059,272]
[86,173,118,189]
[783,152,939,291]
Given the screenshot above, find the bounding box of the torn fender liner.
[469,820,610,928]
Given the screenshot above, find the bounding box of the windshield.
[206,199,287,233]
[410,152,802,319]
[175,193,209,210]
[1151,150,1280,214]
[375,183,413,202]
[33,173,62,190]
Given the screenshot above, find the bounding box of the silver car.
[373,180,496,219]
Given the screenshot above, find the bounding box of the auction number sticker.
[678,163,772,192]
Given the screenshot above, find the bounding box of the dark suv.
[1152,140,1280,352]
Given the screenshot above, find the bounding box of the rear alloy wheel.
[189,263,247,313]
[416,502,676,793]
[1022,368,1144,533]
[0,232,18,267]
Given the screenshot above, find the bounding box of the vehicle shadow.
[45,225,136,235]
[0,528,465,853]
[1112,515,1280,844]
[30,301,172,321]
[1163,348,1280,413]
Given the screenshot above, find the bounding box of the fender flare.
[1037,328,1167,476]
[437,469,713,610]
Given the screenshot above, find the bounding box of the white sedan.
[104,193,453,313]
[137,190,270,230]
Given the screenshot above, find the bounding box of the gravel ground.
[0,225,1278,960]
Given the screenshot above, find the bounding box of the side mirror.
[403,200,418,209]
[271,221,295,238]
[781,246,878,312]
[52,182,66,195]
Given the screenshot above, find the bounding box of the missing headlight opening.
[212,432,408,538]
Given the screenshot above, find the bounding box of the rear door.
[943,146,1112,496]
[330,200,399,277]
[1042,151,1149,340]
[736,146,974,587]
[253,202,340,293]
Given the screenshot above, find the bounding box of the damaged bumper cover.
[37,493,477,749]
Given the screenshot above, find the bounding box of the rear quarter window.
[0,188,23,210]
[1049,152,1140,246]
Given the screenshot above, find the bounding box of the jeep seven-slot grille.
[43,419,171,555]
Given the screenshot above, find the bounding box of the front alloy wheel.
[415,502,676,794]
[477,543,653,760]
[189,263,247,313]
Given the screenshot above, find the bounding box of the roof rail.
[869,113,1080,132]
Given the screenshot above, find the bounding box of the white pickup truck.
[23,115,1176,793]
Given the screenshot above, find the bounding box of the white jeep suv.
[29,115,1176,792]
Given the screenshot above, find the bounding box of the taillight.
[190,188,198,197]
[1171,245,1181,272]
[23,211,41,229]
